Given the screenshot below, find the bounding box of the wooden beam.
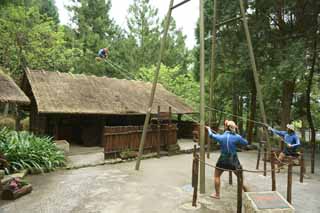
[208,0,218,159]
[135,0,175,171]
[239,0,271,154]
[199,0,206,194]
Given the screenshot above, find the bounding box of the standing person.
[206,120,248,199]
[267,124,301,161]
[96,47,109,60]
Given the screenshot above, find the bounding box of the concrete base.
[244,191,294,213]
[54,140,70,154]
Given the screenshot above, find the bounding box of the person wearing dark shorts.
[268,124,301,169]
[206,120,248,199]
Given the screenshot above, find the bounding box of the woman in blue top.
[206,120,248,199]
[268,124,301,162]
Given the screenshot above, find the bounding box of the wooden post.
[271,151,276,191]
[208,0,218,160]
[157,122,161,158]
[192,145,197,187]
[237,168,243,213]
[263,144,267,176]
[14,104,22,131]
[287,158,293,204]
[135,0,175,171]
[256,140,261,169]
[239,0,271,154]
[157,106,161,158]
[192,153,199,207]
[206,132,211,159]
[3,103,9,116]
[300,150,304,183]
[229,171,233,185]
[199,0,206,194]
[53,118,59,140]
[169,106,172,124]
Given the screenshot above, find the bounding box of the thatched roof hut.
[23,69,193,115]
[22,69,194,146]
[0,71,30,105]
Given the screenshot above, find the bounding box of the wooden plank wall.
[103,124,177,158]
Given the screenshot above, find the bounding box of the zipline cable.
[205,106,268,127]
[101,57,271,129]
[103,58,136,80]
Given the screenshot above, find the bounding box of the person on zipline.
[267,124,301,163]
[206,120,248,199]
[96,47,109,61]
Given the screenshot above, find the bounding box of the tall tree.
[69,0,121,76]
[127,0,160,70]
[0,4,71,77]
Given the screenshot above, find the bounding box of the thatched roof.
[0,71,30,105]
[24,69,194,115]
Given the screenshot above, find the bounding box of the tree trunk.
[247,83,257,144]
[306,34,317,174]
[232,93,239,125]
[238,96,244,135]
[280,80,295,129]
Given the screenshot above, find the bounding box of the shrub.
[0,128,65,174]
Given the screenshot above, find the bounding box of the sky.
[55,0,199,49]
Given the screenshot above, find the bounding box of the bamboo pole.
[199,0,206,194]
[300,150,304,183]
[229,171,233,185]
[192,153,199,207]
[239,0,271,153]
[135,0,175,171]
[271,151,276,191]
[208,0,218,159]
[287,158,293,204]
[263,144,267,176]
[237,169,243,213]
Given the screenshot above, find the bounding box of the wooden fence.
[102,124,177,158]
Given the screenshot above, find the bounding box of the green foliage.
[0,5,72,77]
[0,128,65,174]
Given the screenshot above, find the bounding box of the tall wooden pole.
[239,0,271,153]
[207,0,218,159]
[199,0,206,194]
[135,0,175,171]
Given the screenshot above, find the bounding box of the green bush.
[0,128,65,174]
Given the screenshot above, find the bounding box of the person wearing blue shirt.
[206,120,248,199]
[268,124,301,162]
[96,47,109,61]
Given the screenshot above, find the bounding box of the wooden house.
[21,69,194,150]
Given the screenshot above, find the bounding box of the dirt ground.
[0,150,319,213]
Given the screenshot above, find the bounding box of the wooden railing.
[102,124,177,159]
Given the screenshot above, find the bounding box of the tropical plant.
[0,128,65,174]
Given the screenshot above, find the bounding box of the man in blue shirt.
[206,120,248,199]
[268,124,301,162]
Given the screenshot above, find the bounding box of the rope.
[103,59,136,80]
[101,58,271,130]
[205,106,268,127]
[197,153,291,174]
